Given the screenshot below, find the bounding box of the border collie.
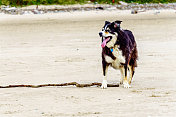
[99,20,138,88]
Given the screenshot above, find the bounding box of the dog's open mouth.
[101,36,112,48]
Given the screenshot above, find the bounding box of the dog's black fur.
[99,20,138,88]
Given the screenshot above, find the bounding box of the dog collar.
[111,48,113,52]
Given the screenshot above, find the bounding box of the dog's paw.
[123,81,131,88]
[101,80,107,89]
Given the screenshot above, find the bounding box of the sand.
[0,10,176,117]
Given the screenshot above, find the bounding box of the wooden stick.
[0,82,119,88]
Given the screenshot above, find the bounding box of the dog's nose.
[99,32,102,37]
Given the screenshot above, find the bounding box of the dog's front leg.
[120,66,125,84]
[101,60,109,89]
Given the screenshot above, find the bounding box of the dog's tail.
[130,45,138,67]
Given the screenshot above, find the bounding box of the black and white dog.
[99,20,138,88]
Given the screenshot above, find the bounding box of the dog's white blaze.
[104,24,109,30]
[101,31,113,37]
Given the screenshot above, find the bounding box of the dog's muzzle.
[101,37,111,48]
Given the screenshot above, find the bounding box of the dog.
[99,20,138,88]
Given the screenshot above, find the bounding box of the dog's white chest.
[104,47,125,69]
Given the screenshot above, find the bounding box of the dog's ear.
[115,20,122,24]
[114,20,122,28]
[105,21,110,25]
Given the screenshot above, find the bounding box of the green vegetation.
[0,0,176,6]
[123,0,176,3]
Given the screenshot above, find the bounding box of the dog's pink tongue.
[101,37,110,48]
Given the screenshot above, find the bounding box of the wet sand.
[0,10,176,116]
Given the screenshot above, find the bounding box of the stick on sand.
[0,82,119,88]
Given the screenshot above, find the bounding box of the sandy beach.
[0,9,176,116]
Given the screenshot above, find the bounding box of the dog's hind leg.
[128,65,135,84]
[129,53,137,84]
[101,60,109,89]
[123,64,131,88]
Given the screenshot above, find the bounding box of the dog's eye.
[105,29,110,32]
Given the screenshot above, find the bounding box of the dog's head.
[99,20,122,48]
